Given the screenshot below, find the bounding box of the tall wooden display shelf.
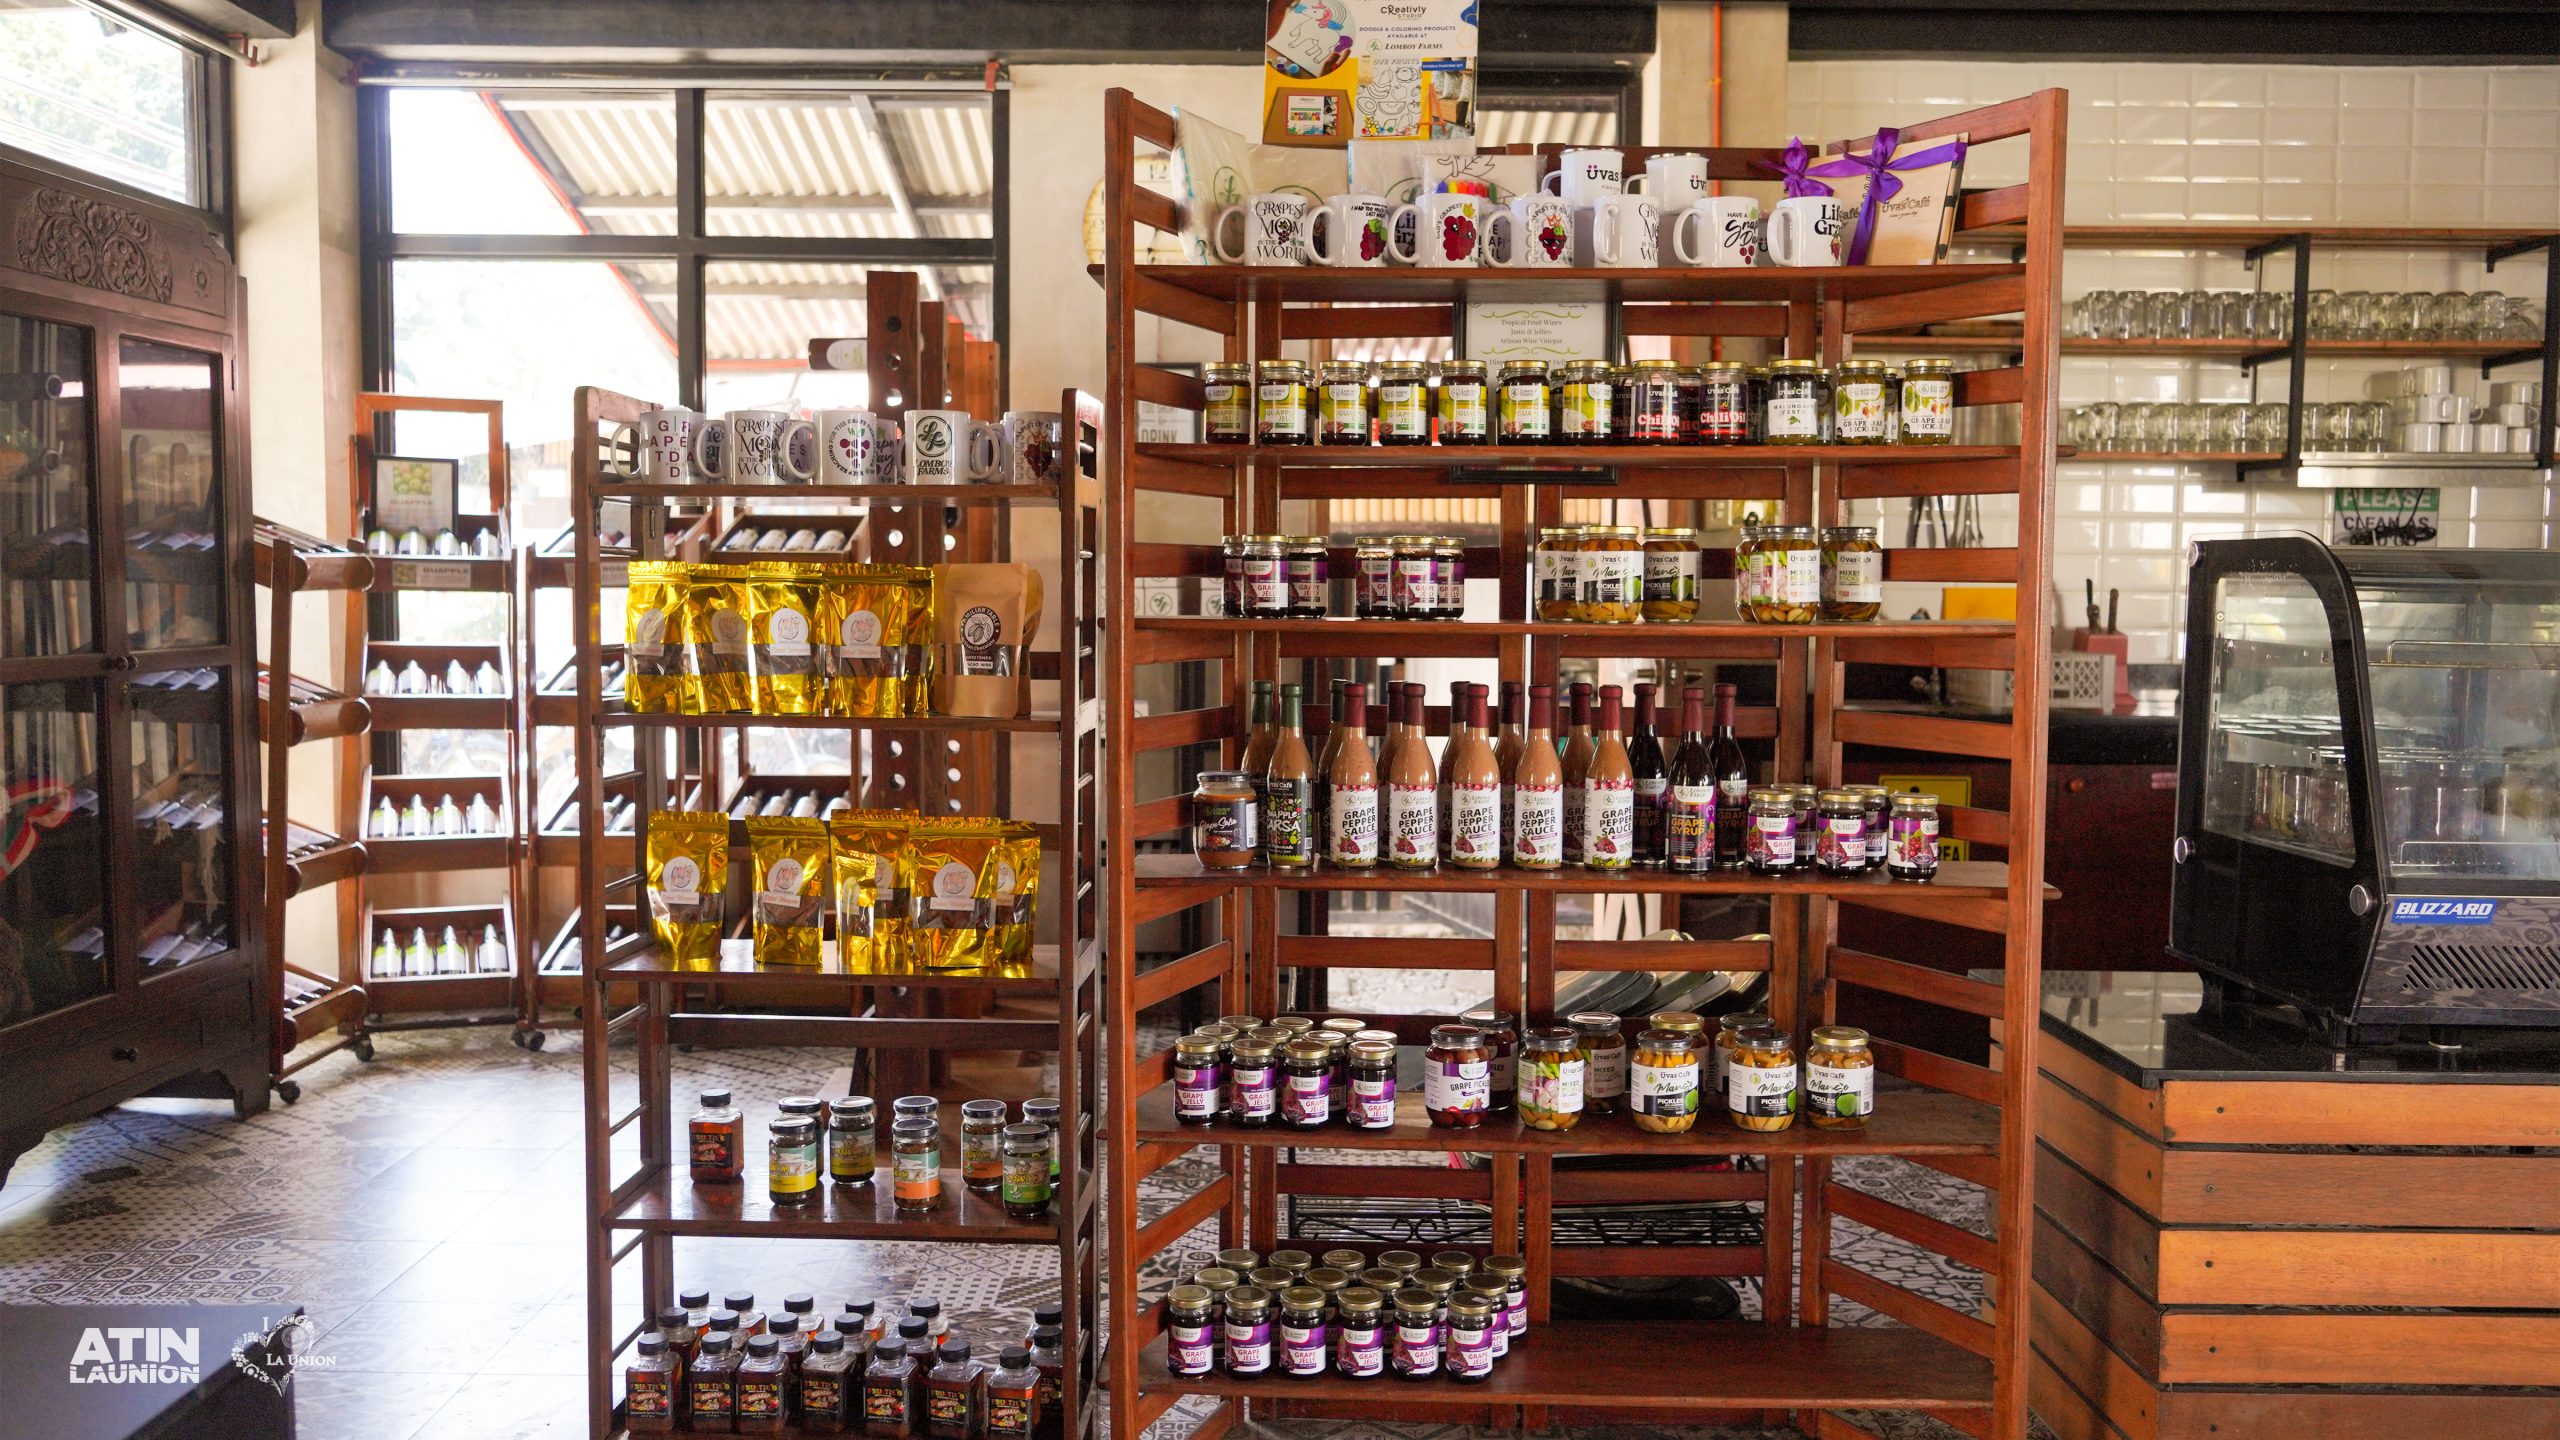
[1098,89,2066,1440]
[254,519,376,1095]
[346,393,533,1039]
[570,372,1108,1436]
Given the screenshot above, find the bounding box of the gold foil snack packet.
[906,818,1006,970]
[820,563,930,719]
[748,561,825,715]
[932,562,1041,717]
[744,815,827,966]
[646,810,731,966]
[623,562,686,713]
[830,809,912,972]
[682,564,754,713]
[992,822,1041,970]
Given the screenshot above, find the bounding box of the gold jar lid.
[1258,358,1308,379]
[1538,525,1588,542]
[1319,361,1370,382]
[1230,1038,1277,1063]
[1555,360,1612,383]
[1810,1025,1871,1051]
[1718,1010,1770,1034]
[1837,359,1890,378]
[1285,534,1331,549]
[1204,361,1253,381]
[1335,1286,1385,1315]
[1377,1249,1424,1273]
[1770,358,1825,372]
[1633,1028,1696,1053]
[1169,1284,1212,1310]
[1376,361,1428,381]
[1821,525,1878,543]
[1191,1022,1239,1043]
[1283,1038,1331,1064]
[1348,1039,1396,1065]
[1586,525,1641,540]
[1218,1014,1263,1031]
[1771,524,1820,542]
[1174,1035,1221,1060]
[1891,791,1940,813]
[1818,788,1864,807]
[1632,358,1682,372]
[1449,1294,1497,1321]
[1481,1254,1526,1280]
[1905,358,1958,376]
[1305,1266,1352,1292]
[1643,527,1700,542]
[1245,1025,1292,1046]
[1386,534,1438,548]
[1193,1266,1240,1291]
[1279,1285,1325,1311]
[1648,1009,1705,1035]
[1497,360,1550,380]
[1439,360,1487,380]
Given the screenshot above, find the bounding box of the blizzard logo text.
[2387,898,2499,925]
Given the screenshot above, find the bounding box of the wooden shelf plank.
[605,938,1084,994]
[594,480,1065,504]
[1137,442,2025,470]
[600,710,1065,733]
[606,1168,1060,1244]
[1134,850,2015,902]
[1133,1321,1994,1409]
[1122,262,2028,307]
[1132,616,2013,645]
[1955,221,2554,251]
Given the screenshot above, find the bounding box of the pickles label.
[928,1390,970,1427]
[692,1380,736,1420]
[1835,381,1889,439]
[1584,1044,1627,1099]
[1781,549,1823,604]
[1807,1061,1875,1118]
[1630,1060,1699,1116]
[738,1376,785,1418]
[1522,1056,1584,1115]
[1424,1057,1490,1114]
[1827,548,1882,603]
[800,1376,841,1415]
[1729,1062,1799,1119]
[1903,378,1955,436]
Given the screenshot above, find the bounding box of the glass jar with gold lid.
[1496,361,1551,444]
[1832,359,1892,444]
[1641,527,1701,622]
[1900,359,1957,445]
[1820,525,1883,622]
[1732,524,1766,619]
[1375,361,1431,446]
[1555,360,1614,445]
[1805,1025,1875,1129]
[1533,526,1585,621]
[1316,361,1372,446]
[1627,1029,1700,1134]
[1625,359,1684,443]
[1751,525,1823,624]
[1257,359,1311,445]
[1693,362,1750,444]
[1576,525,1643,624]
[1203,361,1254,444]
[1764,359,1827,445]
[1437,360,1489,444]
[1726,1026,1798,1133]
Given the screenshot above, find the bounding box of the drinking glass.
[2160,402,2203,454]
[2212,404,2251,454]
[2469,291,2513,341]
[2315,401,2356,451]
[2255,291,2293,342]
[2340,292,2380,342]
[2207,292,2248,339]
[2305,289,2342,340]
[2177,290,2215,339]
[2074,290,2116,341]
[2085,401,2120,451]
[2117,402,2158,453]
[2359,401,2398,453]
[2248,403,2290,453]
[2142,292,2182,341]
[2372,292,2411,341]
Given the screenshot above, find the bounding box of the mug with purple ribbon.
[1755,130,1969,268]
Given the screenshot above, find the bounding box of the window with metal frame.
[0,0,227,215]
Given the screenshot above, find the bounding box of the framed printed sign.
[372,454,457,534]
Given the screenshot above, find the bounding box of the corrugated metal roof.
[1476,106,1620,148]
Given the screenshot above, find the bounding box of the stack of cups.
[2395,364,2462,453]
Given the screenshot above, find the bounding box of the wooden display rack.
[1098,88,2065,1439]
[571,274,1106,1438]
[254,519,376,1096]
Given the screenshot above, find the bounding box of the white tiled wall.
[1790,60,2560,664]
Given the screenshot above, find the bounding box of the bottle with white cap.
[435,926,466,975]
[373,796,402,837]
[466,794,498,835]
[474,661,504,696]
[401,795,431,837]
[434,794,463,836]
[443,659,471,694]
[373,930,401,976]
[397,660,429,695]
[404,927,433,976]
[367,659,396,695]
[476,924,507,973]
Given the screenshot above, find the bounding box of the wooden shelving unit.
[572,272,1106,1439]
[254,520,376,1097]
[1098,87,2065,1440]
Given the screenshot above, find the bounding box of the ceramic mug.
[1305,194,1393,268]
[903,409,1001,484]
[1485,195,1574,269]
[1768,195,1845,268]
[1000,410,1066,486]
[1589,193,1661,269]
[1540,147,1624,208]
[606,407,702,482]
[1211,192,1315,266]
[694,409,813,483]
[1389,193,1485,268]
[815,409,891,485]
[1673,196,1763,268]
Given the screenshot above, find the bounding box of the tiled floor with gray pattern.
[0,1030,2040,1440]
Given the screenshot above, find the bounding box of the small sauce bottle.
[891,1118,943,1212]
[691,1088,744,1183]
[1001,1122,1054,1218]
[726,1292,765,1338]
[985,1346,1041,1439]
[771,1316,809,1415]
[801,1330,857,1432]
[655,1304,699,1367]
[624,1334,679,1433]
[960,1098,1009,1193]
[736,1334,789,1434]
[689,1332,741,1432]
[1028,1324,1066,1440]
[924,1340,983,1439]
[862,1337,917,1436]
[1028,1302,1064,1348]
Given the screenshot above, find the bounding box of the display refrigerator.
[2173,536,2560,1044]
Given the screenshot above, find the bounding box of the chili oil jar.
[1257,359,1310,445]
[1334,1288,1387,1378]
[1806,1025,1876,1129]
[1628,1029,1701,1133]
[1390,1289,1442,1381]
[1642,527,1702,622]
[828,1095,877,1187]
[1203,362,1253,444]
[1376,362,1430,445]
[961,1098,1008,1193]
[1284,536,1331,617]
[1694,362,1749,444]
[691,1088,744,1184]
[1353,536,1397,618]
[1001,1122,1053,1217]
[1222,1287,1275,1376]
[1727,1027,1798,1132]
[1165,1286,1215,1378]
[1389,535,1440,619]
[1579,525,1643,623]
[1888,791,1941,881]
[1446,1295,1497,1382]
[1785,784,1822,870]
[1626,359,1684,442]
[1282,1038,1335,1128]
[1460,1007,1519,1112]
[1534,526,1584,620]
[1900,358,1957,444]
[1756,525,1823,624]
[891,1117,942,1211]
[1833,359,1892,444]
[1816,789,1869,874]
[1496,361,1551,443]
[1192,770,1256,869]
[1555,360,1614,444]
[1517,1024,1585,1132]
[1423,1023,1491,1128]
[1173,1035,1225,1124]
[1745,790,1798,874]
[1235,535,1287,618]
[768,1115,819,1207]
[1279,1287,1329,1378]
[1230,1037,1280,1126]
[1437,361,1489,443]
[1317,361,1372,445]
[1482,1254,1528,1341]
[1765,359,1827,444]
[1571,1012,1627,1116]
[1819,525,1882,622]
[1346,1038,1397,1129]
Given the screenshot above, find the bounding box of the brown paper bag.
[931,563,1043,718]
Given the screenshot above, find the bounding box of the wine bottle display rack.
[1099,89,2066,1439]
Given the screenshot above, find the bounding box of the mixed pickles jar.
[1532,526,1704,625]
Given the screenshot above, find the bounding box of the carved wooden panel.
[0,158,229,320]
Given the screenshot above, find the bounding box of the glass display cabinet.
[0,156,264,1181]
[2174,536,2560,1043]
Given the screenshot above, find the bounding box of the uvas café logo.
[67,1326,200,1385]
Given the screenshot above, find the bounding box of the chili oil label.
[627,1373,675,1421]
[739,1374,785,1420]
[988,1393,1034,1437]
[864,1381,909,1425]
[1807,1061,1875,1119]
[1167,1321,1215,1376]
[1513,782,1563,865]
[1425,1056,1490,1116]
[928,1389,971,1429]
[1450,781,1501,864]
[689,1118,738,1175]
[1629,1059,1699,1117]
[801,1375,842,1415]
[1729,1062,1798,1120]
[693,1378,736,1420]
[1329,782,1378,865]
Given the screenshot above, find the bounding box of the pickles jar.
[1726,1027,1798,1133]
[1375,362,1431,446]
[1517,1026,1585,1132]
[1641,528,1701,622]
[1256,359,1311,445]
[1805,1025,1876,1129]
[1437,361,1489,443]
[1495,361,1552,444]
[1203,362,1254,444]
[1733,524,1766,619]
[1819,526,1883,622]
[1833,359,1892,444]
[1815,789,1868,874]
[1627,1029,1701,1134]
[1888,791,1941,882]
[1555,361,1614,444]
[1533,526,1585,620]
[1625,359,1684,443]
[1900,358,1957,445]
[1751,525,1823,624]
[1284,536,1331,617]
[1577,526,1643,624]
[1693,362,1750,444]
[1571,1012,1627,1117]
[1316,362,1372,445]
[1745,790,1798,874]
[1764,359,1828,444]
[1422,1024,1490,1128]
[1352,536,1398,618]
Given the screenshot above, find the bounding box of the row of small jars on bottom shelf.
[1165,1247,1529,1382]
[689,1091,1065,1220]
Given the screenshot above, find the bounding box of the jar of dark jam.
[1481,1254,1528,1342]
[1230,1037,1280,1126]
[1554,360,1613,444]
[1282,1038,1334,1128]
[1389,534,1439,619]
[1423,1024,1491,1128]
[1165,1286,1215,1378]
[1766,359,1826,445]
[1219,535,1247,616]
[1462,1278,1511,1359]
[1786,784,1822,870]
[1221,1286,1274,1376]
[1203,362,1253,444]
[1279,1286,1330,1378]
[1284,536,1330,617]
[1626,359,1684,443]
[1317,361,1372,445]
[1352,537,1396,617]
[1376,361,1430,445]
[1173,1035,1225,1125]
[1334,1287,1387,1378]
[1854,784,1892,870]
[1496,361,1552,444]
[1389,1288,1442,1381]
[1233,535,1287,618]
[1693,362,1750,444]
[1889,792,1941,881]
[1816,789,1869,874]
[1257,359,1310,445]
[1446,1295,1498,1382]
[1746,790,1797,874]
[1345,1038,1397,1129]
[1458,1007,1518,1112]
[1426,537,1466,618]
[1436,361,1488,443]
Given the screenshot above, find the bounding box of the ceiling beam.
[842,92,937,302]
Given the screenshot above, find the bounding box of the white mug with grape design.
[816,409,889,485]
